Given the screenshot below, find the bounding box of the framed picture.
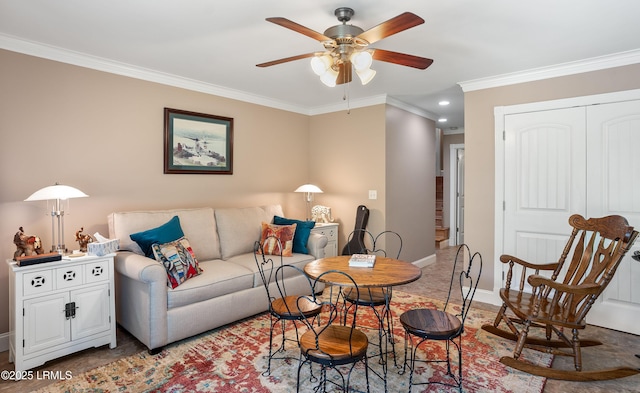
[164,108,233,174]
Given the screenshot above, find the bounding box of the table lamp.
[25,183,88,254]
[295,184,323,220]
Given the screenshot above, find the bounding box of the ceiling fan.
[256,7,433,87]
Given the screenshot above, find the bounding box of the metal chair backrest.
[254,236,284,308]
[297,270,362,357]
[344,229,403,259]
[445,243,483,330]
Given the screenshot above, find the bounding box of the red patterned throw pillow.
[152,237,203,288]
[258,222,296,257]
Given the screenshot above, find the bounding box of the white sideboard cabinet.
[7,254,117,372]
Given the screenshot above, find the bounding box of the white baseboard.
[472,288,502,307]
[413,253,436,269]
[0,331,9,353]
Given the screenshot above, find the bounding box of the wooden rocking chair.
[482,214,639,381]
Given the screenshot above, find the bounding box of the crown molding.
[1,33,444,118]
[0,33,312,115]
[459,49,640,92]
[385,96,438,120]
[307,94,388,115]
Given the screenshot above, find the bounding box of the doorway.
[449,144,465,246]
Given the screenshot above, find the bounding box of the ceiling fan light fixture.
[320,67,339,87]
[356,67,376,85]
[310,54,333,76]
[351,51,373,71]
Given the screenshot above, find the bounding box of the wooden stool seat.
[400,309,462,340]
[300,325,368,365]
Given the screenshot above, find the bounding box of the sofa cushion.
[230,252,316,289]
[273,216,316,254]
[258,222,296,257]
[108,208,221,260]
[130,216,184,258]
[167,260,254,309]
[151,237,202,289]
[215,206,282,260]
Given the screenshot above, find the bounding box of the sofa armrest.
[307,232,328,259]
[114,251,167,284]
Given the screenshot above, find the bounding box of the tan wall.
[308,105,387,249]
[0,49,311,334]
[308,105,437,262]
[464,63,640,290]
[385,105,436,262]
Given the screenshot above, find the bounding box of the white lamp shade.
[319,67,339,87]
[295,184,323,193]
[311,55,333,76]
[356,68,377,85]
[351,51,373,71]
[25,184,88,201]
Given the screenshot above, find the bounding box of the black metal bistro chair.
[399,244,482,392]
[343,230,403,374]
[254,236,322,376]
[296,270,370,393]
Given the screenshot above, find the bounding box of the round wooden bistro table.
[304,255,422,288]
[304,255,422,392]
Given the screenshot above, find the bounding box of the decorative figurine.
[75,227,96,252]
[311,205,335,223]
[13,227,44,259]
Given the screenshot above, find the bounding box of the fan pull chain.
[343,79,351,114]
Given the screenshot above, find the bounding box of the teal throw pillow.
[130,216,185,258]
[273,216,315,254]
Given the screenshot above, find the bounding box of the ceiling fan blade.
[356,12,424,44]
[266,17,332,42]
[372,49,433,70]
[256,52,319,68]
[336,61,353,85]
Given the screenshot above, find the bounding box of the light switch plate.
[368,190,377,200]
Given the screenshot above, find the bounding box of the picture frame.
[164,108,233,174]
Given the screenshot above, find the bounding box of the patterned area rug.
[35,291,552,392]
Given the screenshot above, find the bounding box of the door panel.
[72,284,111,340]
[503,107,586,290]
[585,100,640,333]
[24,293,70,354]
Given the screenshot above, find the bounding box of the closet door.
[585,100,640,334]
[503,107,586,291]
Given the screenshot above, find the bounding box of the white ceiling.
[2,0,640,130]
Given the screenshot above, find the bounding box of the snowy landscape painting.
[164,108,233,174]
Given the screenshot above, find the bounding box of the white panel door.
[585,100,640,334]
[503,107,586,290]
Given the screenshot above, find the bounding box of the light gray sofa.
[108,205,327,352]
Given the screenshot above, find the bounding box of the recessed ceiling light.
[438,100,450,106]
[438,118,447,122]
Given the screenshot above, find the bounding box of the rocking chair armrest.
[499,254,558,271]
[527,275,601,295]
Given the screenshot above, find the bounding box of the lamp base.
[51,245,67,255]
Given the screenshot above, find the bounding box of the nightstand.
[7,254,117,372]
[311,222,339,257]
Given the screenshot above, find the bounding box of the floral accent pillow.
[257,222,296,257]
[152,237,203,289]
